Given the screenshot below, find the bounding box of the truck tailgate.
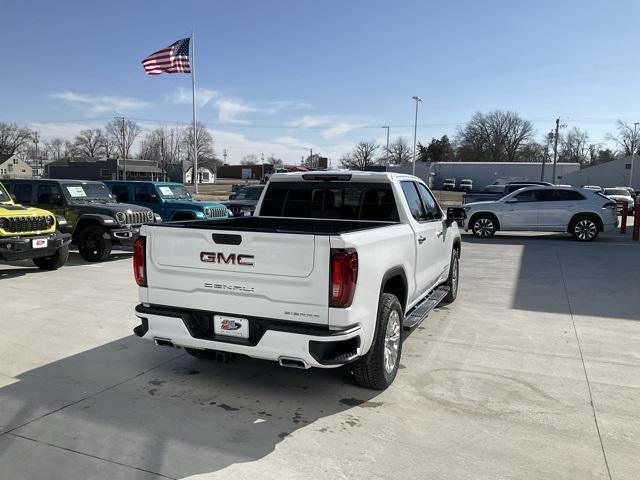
[145,226,330,324]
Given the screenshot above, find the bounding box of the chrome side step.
[403,286,449,330]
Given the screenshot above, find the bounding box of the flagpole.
[190,31,198,194]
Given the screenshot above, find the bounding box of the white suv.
[463,186,618,241]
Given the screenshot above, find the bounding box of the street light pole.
[411,96,422,176]
[381,126,390,166]
[630,122,639,188]
[551,118,560,184]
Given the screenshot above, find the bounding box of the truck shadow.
[0,336,381,479]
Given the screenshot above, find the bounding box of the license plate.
[213,315,249,339]
[32,238,48,249]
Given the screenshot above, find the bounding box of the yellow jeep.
[0,181,70,270]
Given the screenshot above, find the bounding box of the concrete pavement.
[0,232,638,480]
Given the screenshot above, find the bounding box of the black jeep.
[3,179,160,261]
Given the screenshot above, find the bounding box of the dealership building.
[388,161,581,190]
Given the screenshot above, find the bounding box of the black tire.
[32,244,69,270]
[441,248,459,304]
[78,225,112,262]
[351,293,403,390]
[185,348,219,359]
[570,215,600,242]
[471,214,497,238]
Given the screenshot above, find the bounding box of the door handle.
[418,235,426,244]
[436,231,443,238]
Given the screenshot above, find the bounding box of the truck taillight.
[330,249,358,308]
[133,237,147,287]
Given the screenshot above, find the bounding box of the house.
[0,154,33,179]
[184,165,216,184]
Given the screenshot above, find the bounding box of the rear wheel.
[570,216,599,242]
[32,244,69,270]
[471,215,497,238]
[78,226,112,262]
[351,293,403,390]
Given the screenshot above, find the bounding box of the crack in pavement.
[555,246,612,480]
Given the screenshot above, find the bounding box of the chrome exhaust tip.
[154,337,177,348]
[278,356,308,369]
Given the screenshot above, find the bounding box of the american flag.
[141,38,191,75]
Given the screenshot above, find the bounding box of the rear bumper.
[134,304,363,368]
[0,232,71,262]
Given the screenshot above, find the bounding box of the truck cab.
[105,181,230,222]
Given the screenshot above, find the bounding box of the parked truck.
[133,172,465,389]
[3,179,160,262]
[105,181,230,221]
[0,181,70,270]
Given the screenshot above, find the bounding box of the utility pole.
[629,122,639,188]
[32,132,39,176]
[261,152,265,180]
[411,96,422,176]
[541,131,552,181]
[381,126,390,166]
[115,116,127,180]
[551,118,560,184]
[223,149,228,164]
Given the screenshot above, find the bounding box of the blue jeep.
[105,181,230,221]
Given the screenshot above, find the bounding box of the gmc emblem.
[200,252,255,266]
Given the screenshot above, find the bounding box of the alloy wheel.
[384,310,401,374]
[474,218,494,237]
[575,220,597,240]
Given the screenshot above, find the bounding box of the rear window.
[260,182,399,221]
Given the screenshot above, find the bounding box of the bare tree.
[559,127,590,166]
[106,118,141,159]
[606,120,640,156]
[0,122,32,155]
[181,122,217,163]
[385,137,412,165]
[72,129,105,158]
[456,111,535,162]
[45,137,65,162]
[340,141,379,170]
[241,154,258,166]
[303,154,322,169]
[266,154,283,167]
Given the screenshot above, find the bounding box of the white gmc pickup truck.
[133,172,465,389]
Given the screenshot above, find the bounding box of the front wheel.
[78,226,112,262]
[351,293,403,390]
[32,244,69,270]
[471,215,497,238]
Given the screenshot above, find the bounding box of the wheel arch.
[568,212,604,232]
[171,210,197,221]
[468,211,501,231]
[73,217,103,242]
[379,266,408,314]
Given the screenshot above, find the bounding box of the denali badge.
[200,252,254,266]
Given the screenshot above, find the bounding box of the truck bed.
[155,216,398,235]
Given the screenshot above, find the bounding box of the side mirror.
[50,194,63,206]
[10,193,17,202]
[150,193,159,203]
[446,207,466,227]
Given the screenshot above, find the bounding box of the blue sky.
[1,0,639,163]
